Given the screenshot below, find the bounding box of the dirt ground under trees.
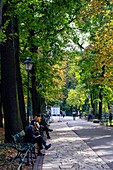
[0,128,32,170]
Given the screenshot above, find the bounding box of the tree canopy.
[1,0,113,140]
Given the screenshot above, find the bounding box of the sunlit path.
[41,116,111,170]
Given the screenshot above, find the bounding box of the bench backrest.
[12,130,25,144]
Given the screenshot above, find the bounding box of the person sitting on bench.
[23,124,51,156]
[31,116,40,131]
[31,115,53,139]
[40,114,53,139]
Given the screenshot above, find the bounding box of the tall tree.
[0,0,2,127]
[13,16,26,129]
[1,2,23,142]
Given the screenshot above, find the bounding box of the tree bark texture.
[1,4,22,142]
[13,16,26,129]
[98,89,102,120]
[0,0,3,127]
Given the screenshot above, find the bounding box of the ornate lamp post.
[24,57,33,125]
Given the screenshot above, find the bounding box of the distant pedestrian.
[79,111,82,119]
[60,110,63,117]
[88,113,92,121]
[109,112,112,126]
[72,111,77,120]
[62,111,66,118]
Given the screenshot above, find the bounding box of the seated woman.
[23,124,51,156]
[31,116,40,133]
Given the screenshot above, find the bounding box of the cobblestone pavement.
[42,117,112,170]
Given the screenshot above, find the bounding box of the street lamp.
[24,57,33,125]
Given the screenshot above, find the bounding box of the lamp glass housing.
[24,57,33,71]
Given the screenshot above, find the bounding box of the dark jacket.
[23,125,35,143]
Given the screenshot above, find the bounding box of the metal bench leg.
[26,151,30,165]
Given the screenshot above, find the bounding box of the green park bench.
[100,113,109,125]
[11,130,36,169]
[93,119,100,123]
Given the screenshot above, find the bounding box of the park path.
[32,116,112,170]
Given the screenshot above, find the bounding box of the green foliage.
[66,84,87,108]
[3,0,113,112]
[13,0,85,105]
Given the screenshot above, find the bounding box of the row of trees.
[0,0,113,141]
[0,0,86,142]
[66,0,113,118]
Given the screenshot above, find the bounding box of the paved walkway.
[67,118,113,169]
[39,117,112,170]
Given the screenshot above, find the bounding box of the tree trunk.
[1,4,22,142]
[31,68,39,117]
[40,97,46,113]
[13,16,26,129]
[37,92,41,115]
[98,89,102,120]
[0,0,3,127]
[30,27,40,117]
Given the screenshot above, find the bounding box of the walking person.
[72,111,77,120]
